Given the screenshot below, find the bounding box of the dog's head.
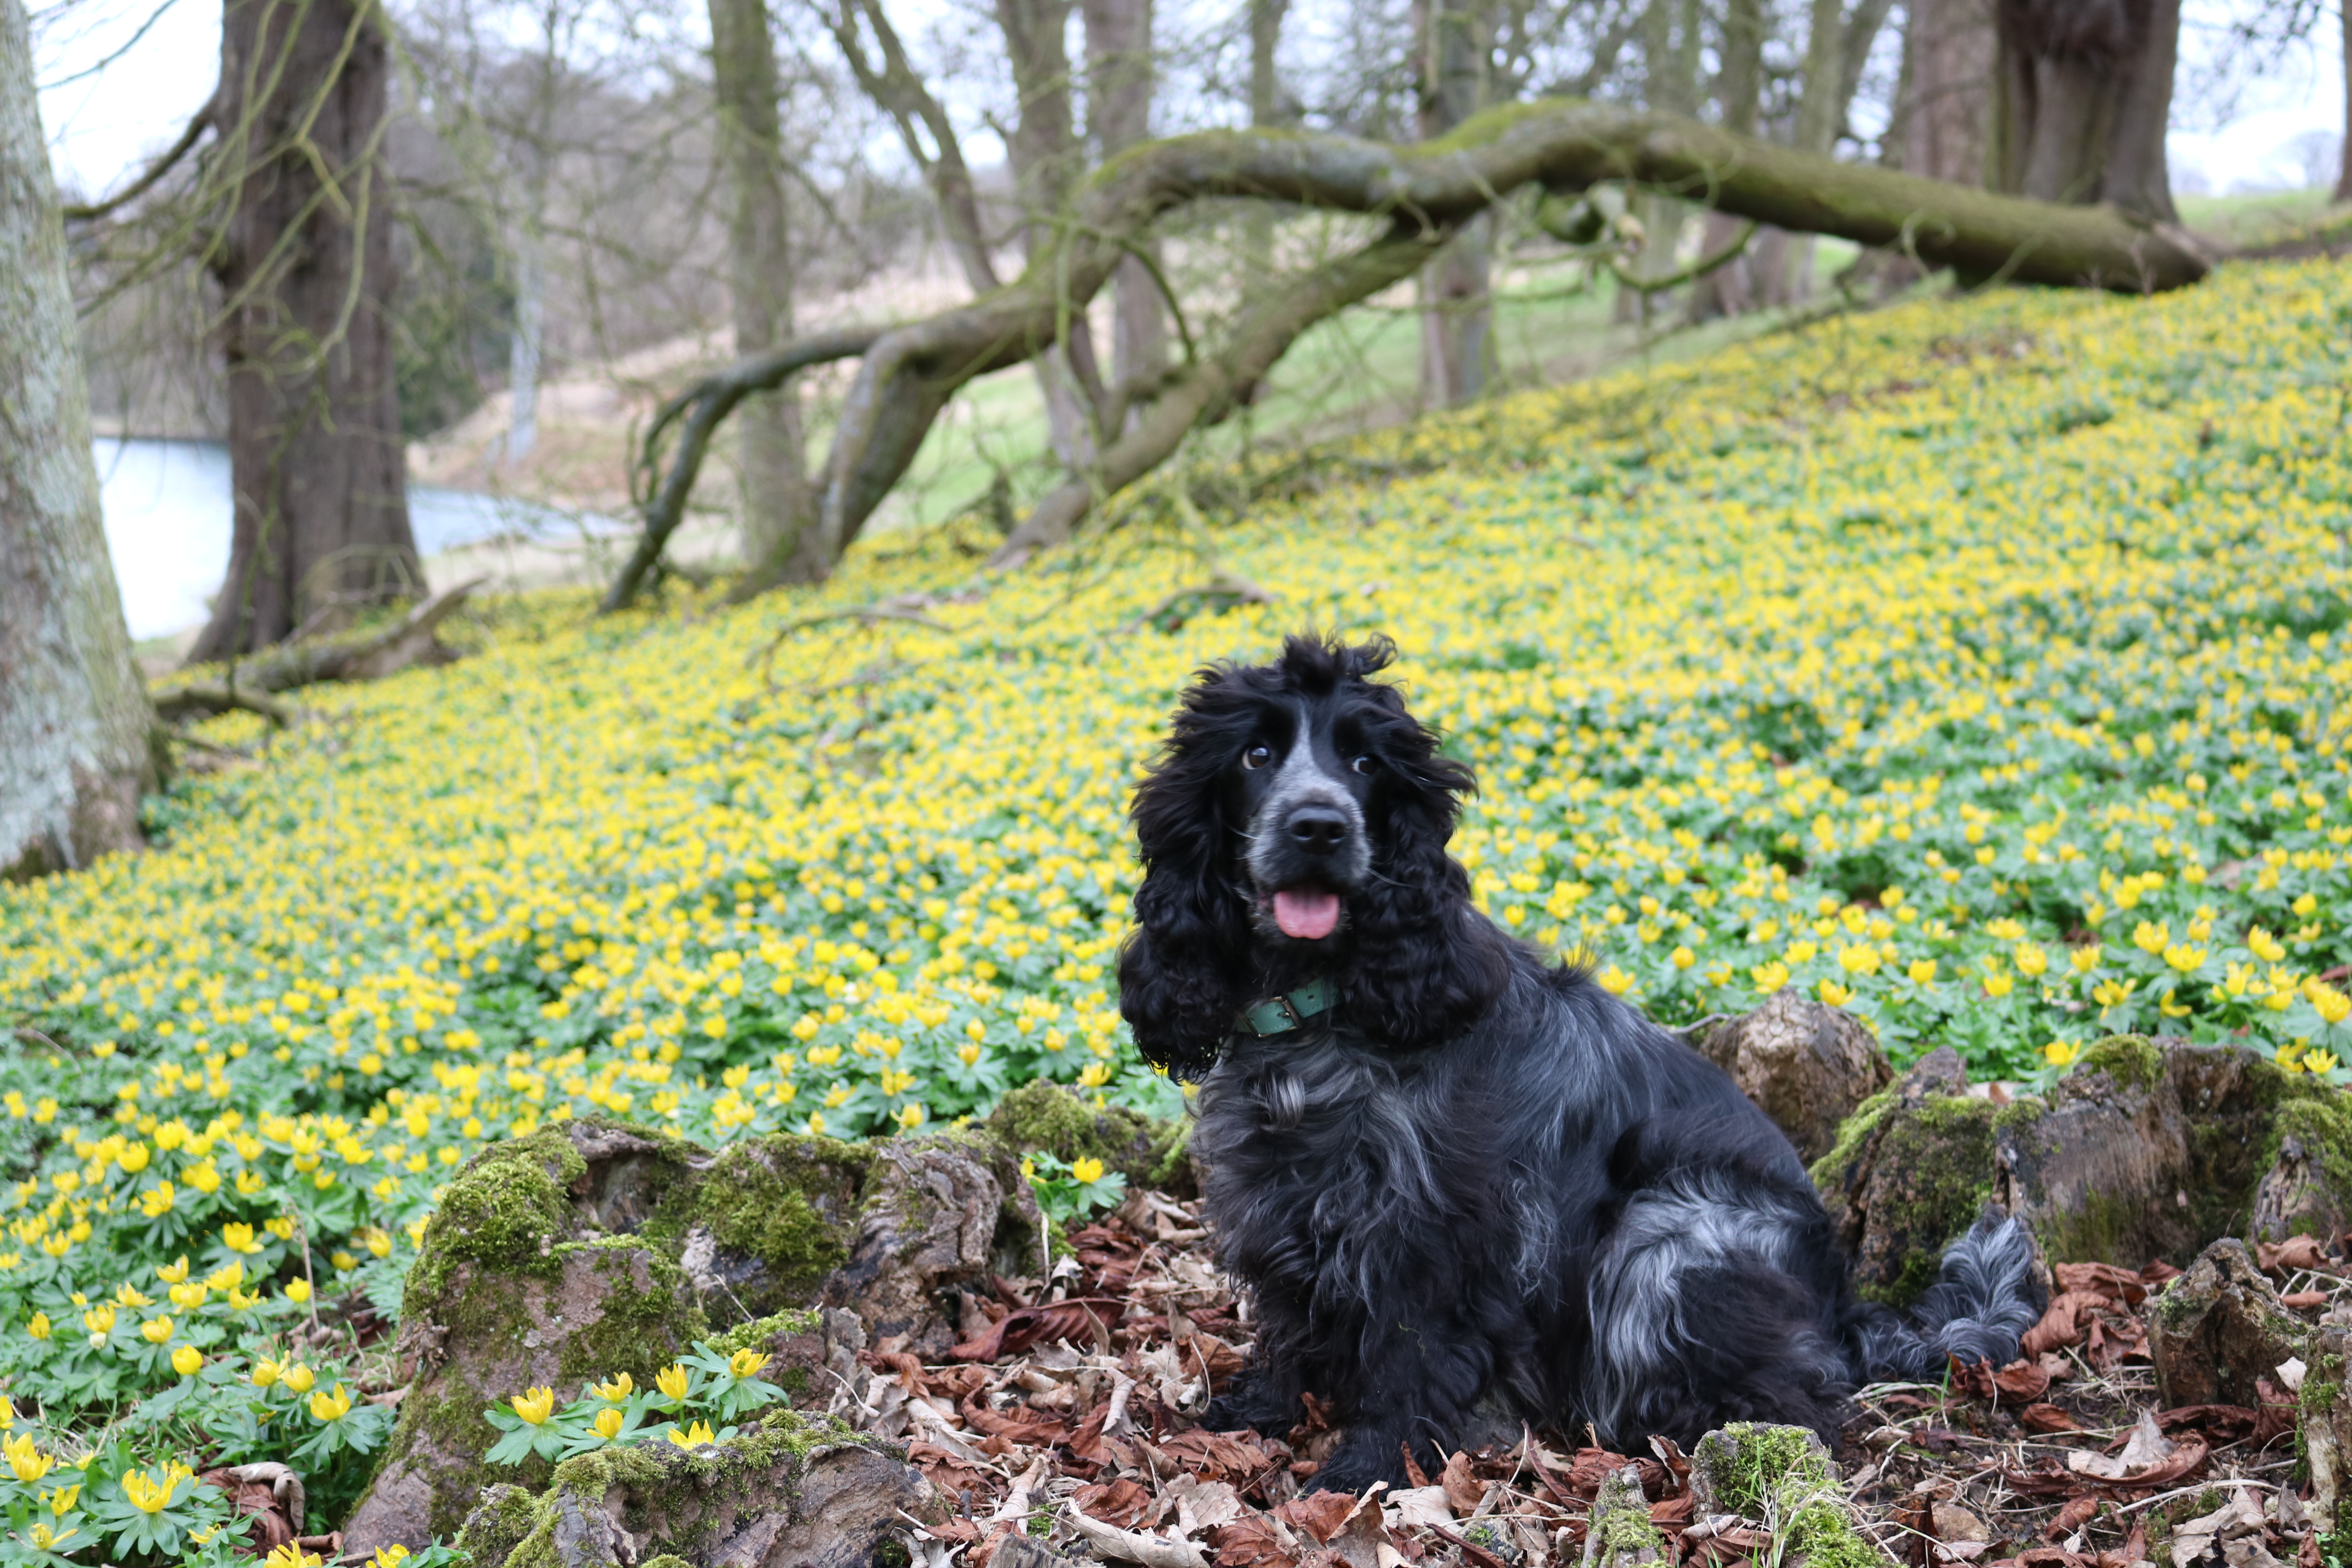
[1117,633,1513,1076]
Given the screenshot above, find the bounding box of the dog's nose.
[1286,806,1350,854]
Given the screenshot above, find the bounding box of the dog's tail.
[1856,1214,2046,1383]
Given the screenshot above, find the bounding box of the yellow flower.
[26,1313,49,1340]
[594,1372,635,1401]
[29,1522,77,1552]
[1750,960,1791,991]
[2043,1039,2082,1067]
[1906,959,1937,984]
[2014,943,2048,977]
[2308,1050,2341,1073]
[310,1383,353,1422]
[281,1363,316,1394]
[1836,944,1879,976]
[1069,1157,1106,1186]
[221,1222,265,1254]
[2163,944,2208,974]
[266,1544,325,1568]
[667,1419,717,1448]
[285,1278,312,1303]
[512,1386,557,1425]
[369,1546,413,1568]
[728,1348,771,1379]
[139,1315,174,1344]
[5,1434,54,1483]
[47,1484,79,1515]
[2249,926,2288,962]
[2132,921,2169,955]
[121,1465,187,1514]
[252,1358,281,1388]
[2070,944,2102,973]
[593,1407,626,1441]
[2315,985,2352,1027]
[80,1304,114,1346]
[156,1256,190,1283]
[657,1363,691,1401]
[172,1344,203,1376]
[1983,973,2015,998]
[1670,944,1696,970]
[1817,979,1852,1007]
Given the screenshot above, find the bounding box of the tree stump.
[2148,1239,2308,1408]
[1690,989,1894,1163]
[1812,1037,2352,1304]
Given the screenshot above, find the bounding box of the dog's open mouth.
[1270,886,1342,940]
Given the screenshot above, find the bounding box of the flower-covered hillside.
[0,258,2347,1542]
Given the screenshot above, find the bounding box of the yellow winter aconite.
[0,259,2348,1494]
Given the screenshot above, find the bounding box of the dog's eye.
[1242,746,1272,770]
[1351,756,1377,775]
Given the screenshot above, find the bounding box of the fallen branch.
[608,98,2214,609]
[604,328,885,614]
[221,578,487,693]
[152,685,298,728]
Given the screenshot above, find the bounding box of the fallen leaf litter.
[824,1186,2340,1568]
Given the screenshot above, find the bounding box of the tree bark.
[1619,0,1700,323]
[1902,0,1998,184]
[712,0,815,581]
[1989,0,2181,222]
[1414,0,1493,407]
[1083,0,1165,405]
[617,100,2212,608]
[2337,0,2351,203]
[1686,0,1765,321]
[1242,0,1288,275]
[191,0,416,660]
[998,0,1103,467]
[1772,0,1898,303]
[0,0,156,878]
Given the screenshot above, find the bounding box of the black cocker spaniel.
[1117,634,2040,1493]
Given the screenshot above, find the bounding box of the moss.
[2071,1034,2163,1091]
[2032,1186,2149,1268]
[552,1240,707,1386]
[1806,1087,1897,1193]
[454,1481,539,1568]
[409,1127,587,1299]
[1702,1425,1878,1568]
[707,1308,822,1357]
[1853,1094,1998,1306]
[986,1080,1186,1186]
[689,1137,870,1301]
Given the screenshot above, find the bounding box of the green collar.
[1234,977,1333,1038]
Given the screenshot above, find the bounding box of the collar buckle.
[1236,978,1332,1038]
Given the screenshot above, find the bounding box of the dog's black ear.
[1118,702,1256,1078]
[1345,752,1514,1048]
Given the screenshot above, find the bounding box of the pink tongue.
[1273,888,1341,940]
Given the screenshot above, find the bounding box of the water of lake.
[94,437,608,641]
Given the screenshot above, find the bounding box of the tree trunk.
[998,0,1100,467]
[1773,0,1897,303]
[1242,0,1288,276]
[711,0,815,581]
[191,0,415,660]
[1619,0,1700,324]
[1903,0,1997,184]
[1083,0,1165,406]
[2337,0,2351,203]
[1686,0,1765,321]
[1414,0,1492,407]
[1989,0,2180,222]
[0,0,156,879]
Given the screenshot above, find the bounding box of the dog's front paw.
[1201,1368,1305,1435]
[1303,1432,1413,1494]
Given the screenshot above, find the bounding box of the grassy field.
[3,253,2351,1548]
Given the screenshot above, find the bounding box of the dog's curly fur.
[1118,635,2042,1492]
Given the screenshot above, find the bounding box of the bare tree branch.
[603,326,885,613]
[606,98,2214,611]
[60,88,218,223]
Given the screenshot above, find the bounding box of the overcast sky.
[29,0,2347,214]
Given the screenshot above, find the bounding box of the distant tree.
[190,0,417,659]
[1414,0,1496,406]
[0,0,156,878]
